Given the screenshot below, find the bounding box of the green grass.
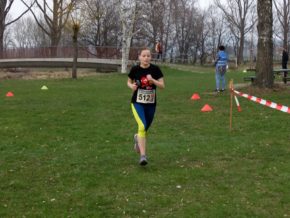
[0,67,289,217]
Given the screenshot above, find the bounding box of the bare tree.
[119,0,140,73]
[0,0,33,58]
[13,17,50,48]
[255,0,273,88]
[81,0,119,47]
[172,0,197,63]
[273,0,290,49]
[215,0,256,65]
[21,0,76,57]
[195,13,210,65]
[207,6,227,62]
[163,1,175,59]
[132,0,175,61]
[3,25,15,48]
[69,1,81,79]
[140,1,166,47]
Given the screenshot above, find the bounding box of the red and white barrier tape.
[234,95,242,112]
[233,89,290,114]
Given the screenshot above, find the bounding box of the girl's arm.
[146,75,165,89]
[127,78,138,91]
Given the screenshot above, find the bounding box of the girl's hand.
[146,74,153,81]
[131,83,138,91]
[146,74,153,85]
[127,78,138,91]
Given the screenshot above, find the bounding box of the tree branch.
[20,0,51,36]
[5,1,35,27]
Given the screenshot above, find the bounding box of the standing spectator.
[214,45,228,92]
[155,40,163,60]
[282,47,289,84]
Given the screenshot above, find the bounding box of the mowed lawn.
[0,66,289,217]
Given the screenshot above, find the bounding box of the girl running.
[127,47,165,166]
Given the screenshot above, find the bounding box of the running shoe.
[134,134,140,153]
[139,155,148,166]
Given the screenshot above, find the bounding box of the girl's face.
[139,49,151,66]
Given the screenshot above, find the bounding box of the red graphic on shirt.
[141,76,149,88]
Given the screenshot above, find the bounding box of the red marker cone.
[201,104,213,112]
[6,92,14,97]
[191,93,200,100]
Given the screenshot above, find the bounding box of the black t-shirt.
[128,64,163,105]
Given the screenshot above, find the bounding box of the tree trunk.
[0,29,4,59]
[283,0,289,49]
[50,29,60,57]
[72,24,79,79]
[120,0,137,74]
[0,1,6,59]
[255,0,273,88]
[237,31,245,65]
[121,37,131,74]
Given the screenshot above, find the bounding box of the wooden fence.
[1,46,140,60]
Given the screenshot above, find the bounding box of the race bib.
[136,89,155,104]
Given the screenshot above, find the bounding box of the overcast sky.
[198,0,213,9]
[10,0,215,18]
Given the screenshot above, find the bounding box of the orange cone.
[191,93,200,100]
[201,104,213,112]
[6,92,14,97]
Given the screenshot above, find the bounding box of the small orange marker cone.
[6,92,14,97]
[201,104,213,112]
[191,93,200,100]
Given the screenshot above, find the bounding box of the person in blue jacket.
[214,45,228,92]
